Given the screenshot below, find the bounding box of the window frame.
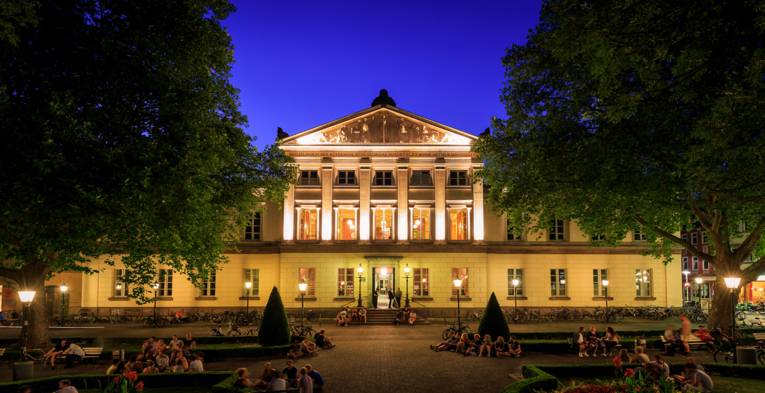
[550,268,567,297]
[113,269,128,297]
[200,270,216,297]
[548,219,566,241]
[336,170,357,186]
[451,268,469,297]
[334,207,358,241]
[296,207,320,241]
[298,267,316,296]
[636,269,653,297]
[447,206,471,241]
[372,206,395,241]
[447,170,469,186]
[337,268,355,297]
[410,206,433,241]
[409,170,433,186]
[633,227,647,241]
[507,268,523,296]
[593,269,608,297]
[413,268,430,296]
[373,170,394,186]
[244,212,262,241]
[157,269,173,297]
[298,170,320,186]
[243,268,259,297]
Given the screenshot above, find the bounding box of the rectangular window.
[633,227,647,241]
[337,170,357,185]
[335,208,357,240]
[452,268,469,296]
[297,207,320,240]
[549,219,565,241]
[681,233,688,242]
[702,231,708,244]
[702,258,710,271]
[448,170,469,186]
[692,256,699,271]
[410,170,433,186]
[157,269,173,297]
[243,268,259,297]
[299,268,316,296]
[373,171,394,186]
[636,269,653,297]
[244,212,262,241]
[507,268,523,296]
[337,268,355,297]
[373,207,395,240]
[413,268,430,296]
[506,221,521,241]
[448,207,470,241]
[411,207,432,240]
[690,232,698,245]
[682,256,689,271]
[593,269,608,297]
[550,268,567,297]
[298,170,320,186]
[200,271,216,297]
[113,269,128,297]
[700,283,710,299]
[592,234,606,241]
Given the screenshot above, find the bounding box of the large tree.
[0,0,295,347]
[476,0,765,330]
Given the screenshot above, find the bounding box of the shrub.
[258,286,291,346]
[502,365,559,393]
[478,292,511,340]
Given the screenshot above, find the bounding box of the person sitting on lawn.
[270,370,288,392]
[478,334,494,357]
[305,364,324,390]
[298,367,313,393]
[313,330,335,349]
[142,360,159,374]
[494,336,511,358]
[189,354,204,372]
[336,309,349,327]
[603,326,619,356]
[254,363,275,390]
[55,379,78,393]
[464,333,481,356]
[694,325,714,343]
[44,338,68,369]
[357,307,367,324]
[155,352,169,372]
[649,354,670,380]
[675,360,713,393]
[585,326,601,357]
[455,333,469,354]
[632,346,650,365]
[508,336,522,357]
[408,309,417,325]
[63,342,85,368]
[431,333,459,352]
[283,359,298,387]
[233,368,255,388]
[301,339,317,356]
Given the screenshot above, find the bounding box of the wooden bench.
[659,335,706,353]
[752,332,765,343]
[82,347,103,362]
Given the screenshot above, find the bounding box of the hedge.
[502,365,559,393]
[479,293,511,340]
[211,373,239,393]
[0,371,232,392]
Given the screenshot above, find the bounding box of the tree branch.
[733,216,765,261]
[743,254,765,281]
[635,215,715,260]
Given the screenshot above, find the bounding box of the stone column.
[472,161,485,243]
[434,157,446,243]
[359,158,371,242]
[282,184,295,242]
[396,159,409,242]
[321,158,334,242]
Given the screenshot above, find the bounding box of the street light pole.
[357,264,364,308]
[511,278,520,312]
[724,276,742,363]
[59,283,69,320]
[602,279,610,323]
[404,264,411,308]
[682,270,690,305]
[244,281,252,315]
[453,278,463,332]
[152,282,159,322]
[298,281,308,332]
[694,277,703,307]
[18,290,36,353]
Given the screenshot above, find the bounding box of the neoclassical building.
[11,91,683,317]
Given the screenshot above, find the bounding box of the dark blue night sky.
[224,0,542,148]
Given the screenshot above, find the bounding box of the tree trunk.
[18,265,49,348]
[709,279,735,334]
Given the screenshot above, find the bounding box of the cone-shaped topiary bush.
[258,286,291,346]
[478,292,511,340]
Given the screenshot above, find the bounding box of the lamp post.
[152,282,159,322]
[403,264,411,308]
[602,279,610,323]
[682,270,690,305]
[694,277,704,306]
[18,290,36,352]
[298,281,308,331]
[724,276,742,363]
[511,278,520,311]
[356,264,364,307]
[59,283,69,320]
[453,278,463,332]
[244,281,252,315]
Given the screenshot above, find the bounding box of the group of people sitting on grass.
[42,338,86,369]
[431,333,521,357]
[234,361,324,392]
[574,326,621,357]
[614,354,713,393]
[15,379,79,393]
[392,307,417,326]
[287,330,335,359]
[104,333,204,375]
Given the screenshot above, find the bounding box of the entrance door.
[372,266,396,309]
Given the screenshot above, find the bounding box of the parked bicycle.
[441,320,473,340]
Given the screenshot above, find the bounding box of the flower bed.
[0,371,232,392]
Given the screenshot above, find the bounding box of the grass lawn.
[559,376,762,393]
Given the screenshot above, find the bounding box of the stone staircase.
[364,309,399,325]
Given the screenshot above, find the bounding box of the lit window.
[298,170,320,186]
[593,269,608,296]
[114,269,128,297]
[335,208,357,240]
[411,207,432,240]
[373,171,394,186]
[550,269,567,297]
[244,212,262,241]
[414,268,429,296]
[448,207,470,240]
[337,170,357,185]
[507,268,523,296]
[410,170,433,186]
[452,268,469,296]
[297,207,319,240]
[299,267,316,296]
[373,207,395,240]
[157,269,173,297]
[243,269,259,297]
[200,271,216,297]
[549,219,565,241]
[337,268,355,296]
[636,269,653,297]
[448,171,469,186]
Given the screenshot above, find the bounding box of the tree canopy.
[475,0,765,328]
[0,0,295,345]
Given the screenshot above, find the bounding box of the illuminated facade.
[30,91,683,316]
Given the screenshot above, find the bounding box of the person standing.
[680,314,692,355]
[395,287,402,309]
[387,285,393,308]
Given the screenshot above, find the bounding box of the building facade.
[18,92,683,317]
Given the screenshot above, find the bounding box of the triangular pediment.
[281,106,476,146]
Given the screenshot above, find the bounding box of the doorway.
[372,266,396,309]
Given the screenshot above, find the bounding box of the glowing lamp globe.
[18,290,36,304]
[724,276,742,289]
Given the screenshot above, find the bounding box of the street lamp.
[694,276,704,306]
[298,281,308,332]
[511,278,520,312]
[18,290,36,352]
[356,264,364,307]
[59,283,69,320]
[453,278,463,332]
[724,276,742,363]
[244,281,253,315]
[682,270,691,305]
[152,282,160,322]
[602,279,610,323]
[403,264,411,308]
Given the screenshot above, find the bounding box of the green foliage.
[475,0,765,327]
[478,292,511,340]
[0,0,295,299]
[258,287,291,346]
[503,365,559,393]
[0,372,232,393]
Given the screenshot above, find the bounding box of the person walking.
[395,287,402,309]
